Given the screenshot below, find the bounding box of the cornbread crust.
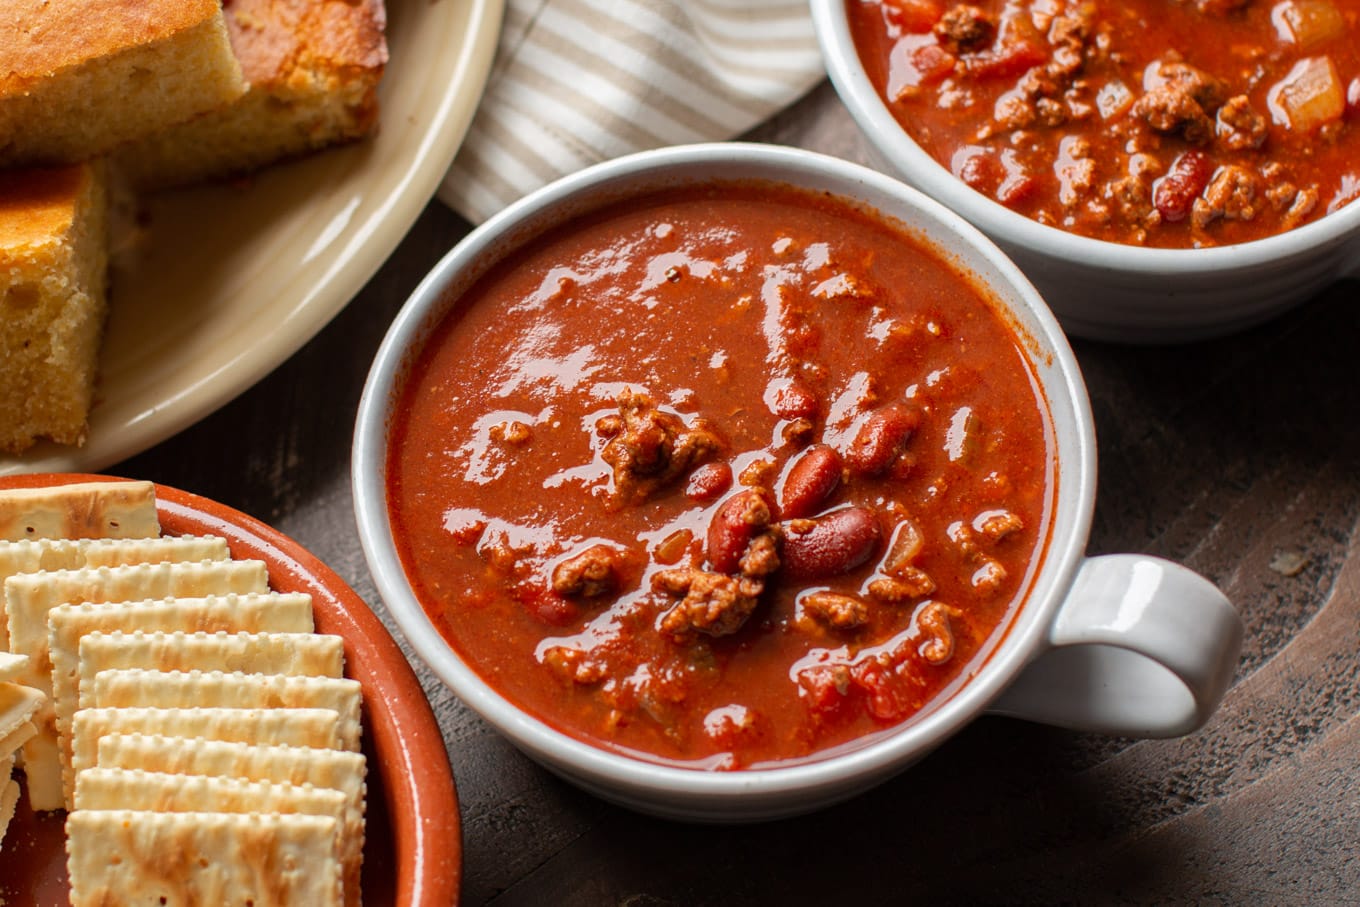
[0,0,246,166]
[123,0,388,190]
[0,164,107,452]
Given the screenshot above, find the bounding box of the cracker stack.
[0,481,368,906]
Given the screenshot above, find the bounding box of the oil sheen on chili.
[387,184,1053,769]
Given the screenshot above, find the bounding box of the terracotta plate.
[0,474,460,906]
[0,0,504,476]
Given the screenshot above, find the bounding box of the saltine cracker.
[74,768,354,904]
[0,651,27,682]
[67,810,343,907]
[88,670,362,751]
[69,708,343,796]
[96,734,367,905]
[0,681,44,743]
[0,777,16,849]
[0,720,36,758]
[0,481,158,542]
[75,631,345,709]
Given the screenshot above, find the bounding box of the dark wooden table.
[119,82,1360,905]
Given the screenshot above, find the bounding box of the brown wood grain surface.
[120,83,1360,905]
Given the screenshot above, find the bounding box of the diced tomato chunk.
[997,150,1037,206]
[518,584,578,626]
[914,43,958,82]
[888,34,958,100]
[953,145,1002,194]
[880,0,943,33]
[964,39,1048,79]
[851,661,914,721]
[797,665,852,719]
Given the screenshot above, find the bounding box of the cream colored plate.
[0,0,504,476]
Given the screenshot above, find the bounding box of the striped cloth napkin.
[439,0,824,224]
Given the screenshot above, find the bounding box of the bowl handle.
[985,555,1243,738]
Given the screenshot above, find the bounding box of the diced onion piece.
[1096,80,1134,120]
[1268,56,1345,131]
[1272,0,1346,48]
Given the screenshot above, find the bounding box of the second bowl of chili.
[814,0,1360,341]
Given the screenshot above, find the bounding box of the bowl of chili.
[814,0,1360,341]
[353,143,1243,821]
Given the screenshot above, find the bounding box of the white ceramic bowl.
[811,0,1360,342]
[353,143,1243,822]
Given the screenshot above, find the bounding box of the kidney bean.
[1153,151,1212,224]
[779,444,843,519]
[686,462,732,502]
[706,490,772,574]
[781,506,882,579]
[845,403,920,476]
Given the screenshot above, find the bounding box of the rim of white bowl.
[811,0,1360,277]
[353,142,1097,802]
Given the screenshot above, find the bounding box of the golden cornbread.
[122,0,388,189]
[0,164,107,453]
[0,0,246,167]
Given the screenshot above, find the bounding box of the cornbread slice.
[0,164,107,452]
[122,0,388,189]
[0,0,246,166]
[67,810,343,907]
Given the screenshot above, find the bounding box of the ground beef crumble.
[599,390,722,506]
